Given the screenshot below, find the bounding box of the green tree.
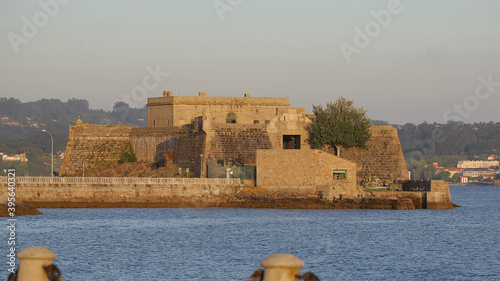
[308,97,371,156]
[433,171,451,181]
[422,165,436,180]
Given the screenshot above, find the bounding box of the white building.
[461,176,468,183]
[463,168,492,178]
[457,160,499,169]
[1,152,28,162]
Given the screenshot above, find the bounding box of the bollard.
[261,253,305,281]
[16,247,57,281]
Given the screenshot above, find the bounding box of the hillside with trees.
[1,97,498,180]
[0,98,146,176]
[397,121,500,181]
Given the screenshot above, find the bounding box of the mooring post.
[16,247,57,281]
[261,253,305,281]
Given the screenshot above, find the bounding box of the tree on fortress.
[308,97,371,156]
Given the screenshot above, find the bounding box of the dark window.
[265,120,270,124]
[283,135,301,149]
[217,160,224,166]
[226,113,236,123]
[153,120,156,127]
[333,170,347,180]
[253,120,259,124]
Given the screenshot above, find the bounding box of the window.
[265,120,270,124]
[253,120,259,124]
[153,120,156,127]
[226,113,236,123]
[283,135,301,149]
[333,170,347,180]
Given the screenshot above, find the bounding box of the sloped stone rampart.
[339,126,409,183]
[60,125,132,176]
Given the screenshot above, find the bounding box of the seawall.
[0,178,454,209]
[0,177,241,208]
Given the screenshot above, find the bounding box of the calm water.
[4,186,500,280]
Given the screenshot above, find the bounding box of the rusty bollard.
[261,253,305,281]
[16,247,58,281]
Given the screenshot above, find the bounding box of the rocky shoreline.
[0,196,42,217]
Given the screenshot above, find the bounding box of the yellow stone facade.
[147,91,291,127]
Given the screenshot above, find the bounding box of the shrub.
[361,176,383,187]
[118,145,137,164]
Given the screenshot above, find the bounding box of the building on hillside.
[457,160,499,169]
[429,163,465,177]
[460,176,468,183]
[487,155,498,161]
[1,152,28,162]
[462,168,493,178]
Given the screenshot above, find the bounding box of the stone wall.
[175,131,206,177]
[339,126,409,183]
[130,127,180,162]
[426,180,453,209]
[60,124,132,176]
[205,123,273,166]
[0,182,240,208]
[147,94,290,127]
[256,149,358,200]
[266,108,312,150]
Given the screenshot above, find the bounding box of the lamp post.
[200,154,203,178]
[42,130,53,177]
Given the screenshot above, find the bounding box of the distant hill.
[397,121,500,157]
[1,97,498,178]
[396,121,500,181]
[0,97,146,176]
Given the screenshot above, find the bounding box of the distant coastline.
[450,182,500,187]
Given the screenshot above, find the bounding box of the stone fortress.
[60,91,410,194]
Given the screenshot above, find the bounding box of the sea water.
[4,186,500,280]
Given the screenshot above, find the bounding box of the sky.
[1,0,500,124]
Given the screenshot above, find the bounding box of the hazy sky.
[1,0,499,124]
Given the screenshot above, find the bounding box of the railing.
[0,176,240,186]
[401,180,431,192]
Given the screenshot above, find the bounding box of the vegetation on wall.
[308,97,371,156]
[118,145,137,164]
